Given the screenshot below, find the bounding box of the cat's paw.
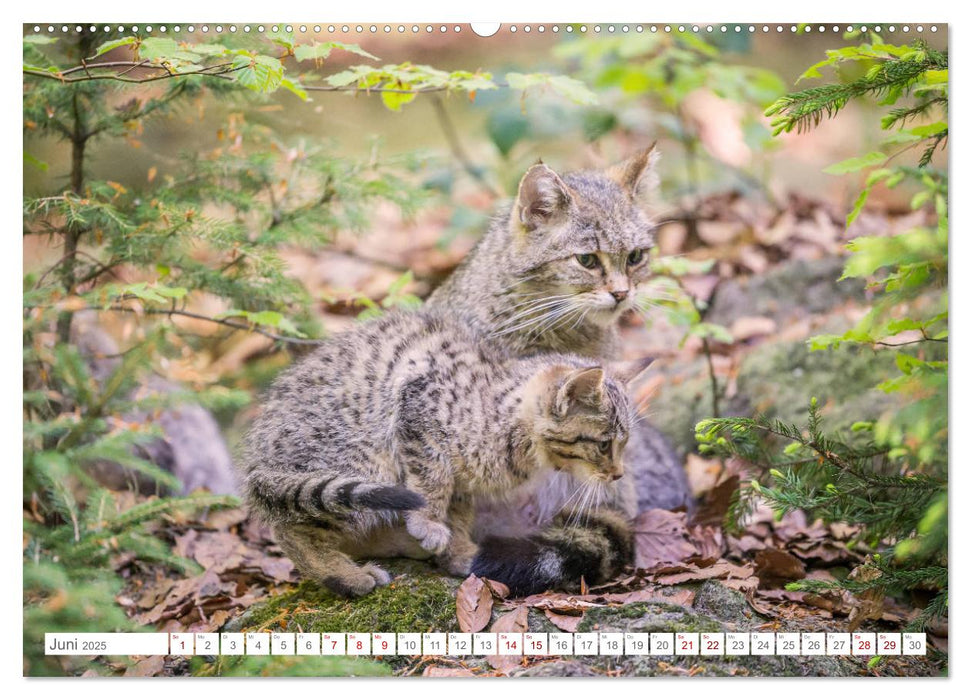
[438,551,474,576]
[406,515,451,555]
[361,563,392,587]
[439,536,477,576]
[323,568,383,597]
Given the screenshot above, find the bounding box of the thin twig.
[430,94,500,197]
[43,304,326,346]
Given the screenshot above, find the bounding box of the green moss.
[576,602,722,635]
[192,654,392,677]
[229,559,459,635]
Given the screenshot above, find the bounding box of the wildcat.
[426,146,692,594]
[240,310,649,597]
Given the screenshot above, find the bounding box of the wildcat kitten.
[427,146,692,594]
[241,310,648,597]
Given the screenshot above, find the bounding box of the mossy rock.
[706,257,866,327]
[652,339,901,457]
[225,558,460,635]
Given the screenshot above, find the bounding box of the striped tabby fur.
[242,311,646,597]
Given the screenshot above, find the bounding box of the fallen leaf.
[730,316,777,341]
[633,509,698,569]
[123,655,165,677]
[544,609,582,632]
[691,476,739,528]
[456,574,494,634]
[754,549,806,588]
[846,561,885,632]
[745,588,774,616]
[486,606,528,674]
[684,454,724,497]
[423,666,476,677]
[483,578,510,600]
[688,524,725,560]
[258,556,295,582]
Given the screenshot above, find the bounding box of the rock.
[706,257,866,328]
[693,580,752,624]
[515,660,597,677]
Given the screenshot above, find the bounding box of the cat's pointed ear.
[608,356,655,387]
[607,143,660,202]
[555,366,605,415]
[515,163,574,232]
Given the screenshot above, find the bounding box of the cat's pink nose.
[610,290,629,303]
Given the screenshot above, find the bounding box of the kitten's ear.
[516,163,574,232]
[555,366,605,415]
[607,143,660,202]
[608,356,655,387]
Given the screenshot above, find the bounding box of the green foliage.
[697,36,948,631]
[555,32,785,197]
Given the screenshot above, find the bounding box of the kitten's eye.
[627,249,646,266]
[598,440,612,454]
[575,253,599,269]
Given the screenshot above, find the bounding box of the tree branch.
[86,305,324,346]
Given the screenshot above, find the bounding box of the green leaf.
[294,41,378,62]
[386,270,413,296]
[24,35,58,45]
[380,84,418,111]
[94,36,137,57]
[505,72,598,105]
[280,78,308,101]
[232,54,284,93]
[823,151,886,175]
[907,121,947,138]
[689,322,734,344]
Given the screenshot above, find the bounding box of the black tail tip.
[471,536,562,597]
[356,485,426,511]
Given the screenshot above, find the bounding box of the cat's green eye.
[575,253,599,269]
[598,440,612,454]
[627,249,646,266]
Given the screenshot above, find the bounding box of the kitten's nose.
[610,472,622,481]
[610,290,629,303]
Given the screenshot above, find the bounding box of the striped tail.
[245,469,425,523]
[470,510,633,596]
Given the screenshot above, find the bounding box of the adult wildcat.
[241,310,649,597]
[427,146,692,594]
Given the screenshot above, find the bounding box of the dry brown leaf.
[486,606,528,673]
[745,588,775,616]
[730,316,777,341]
[633,509,698,569]
[846,561,885,632]
[456,574,494,634]
[258,556,295,582]
[123,655,165,677]
[544,609,583,632]
[483,578,510,600]
[602,588,696,608]
[423,666,476,677]
[688,524,725,560]
[684,454,724,497]
[691,475,739,527]
[754,548,807,588]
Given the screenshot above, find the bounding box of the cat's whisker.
[492,293,575,320]
[496,299,579,338]
[491,297,577,332]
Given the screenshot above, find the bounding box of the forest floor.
[67,190,947,678]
